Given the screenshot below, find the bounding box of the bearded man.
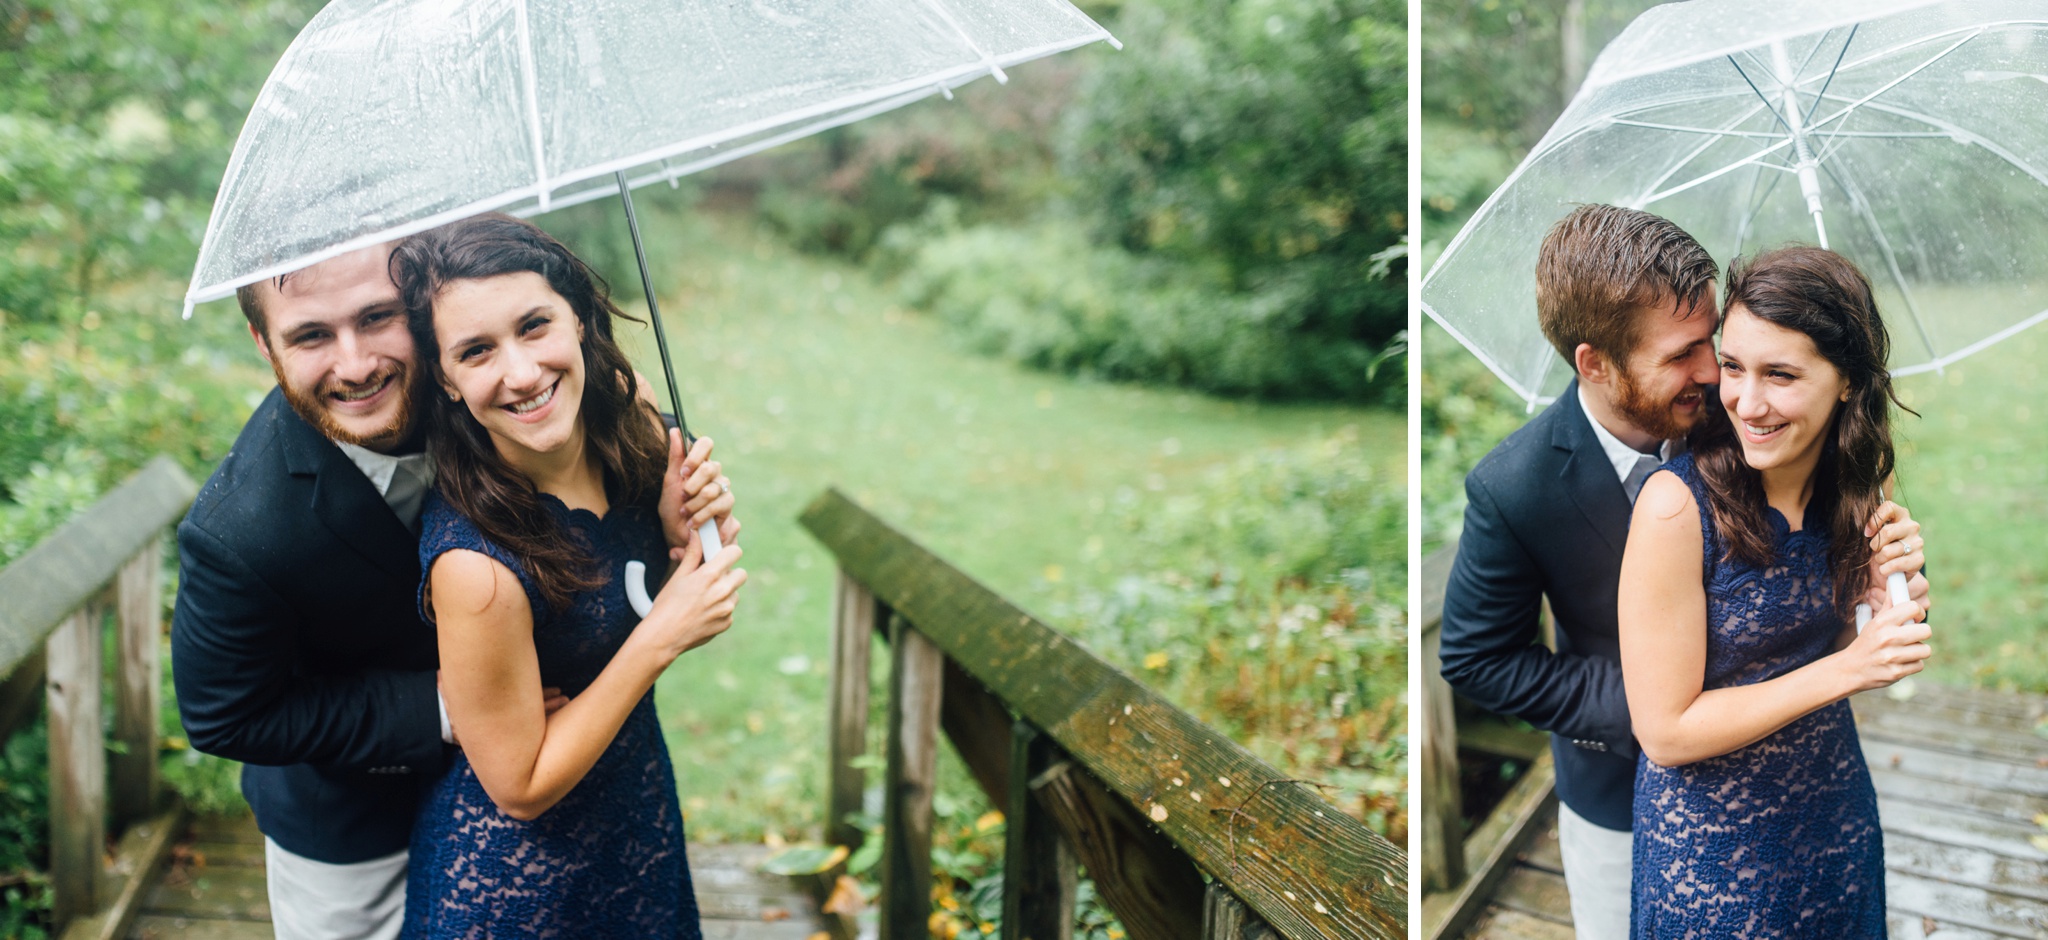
[1436,205,1721,940]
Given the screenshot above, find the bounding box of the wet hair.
[390,213,664,613]
[1689,246,1915,623]
[1536,205,1719,370]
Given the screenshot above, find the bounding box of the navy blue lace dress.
[403,490,700,938]
[1630,454,1884,938]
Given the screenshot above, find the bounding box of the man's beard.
[273,360,419,451]
[1612,366,1701,443]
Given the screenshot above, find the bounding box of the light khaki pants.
[1556,800,1633,940]
[263,837,407,940]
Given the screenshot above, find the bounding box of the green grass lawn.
[1422,315,2048,696]
[564,204,1404,841]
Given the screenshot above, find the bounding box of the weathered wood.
[1489,866,1572,924]
[1425,752,1556,940]
[1886,868,2048,937]
[1883,911,2005,940]
[0,646,45,744]
[57,802,187,940]
[113,538,163,829]
[1004,722,1074,940]
[1861,739,2048,798]
[1463,906,1576,940]
[0,457,196,679]
[1203,883,1278,940]
[1030,757,1205,940]
[1419,543,1455,630]
[1457,720,1547,764]
[940,657,1013,807]
[48,603,107,928]
[1420,605,1464,894]
[181,841,265,869]
[880,618,942,940]
[826,570,878,851]
[140,865,271,921]
[1857,688,2046,735]
[1871,765,2045,823]
[127,915,278,939]
[1856,698,2048,763]
[1876,798,2048,862]
[800,489,1405,940]
[1519,822,1563,875]
[1886,832,2048,903]
[188,814,264,845]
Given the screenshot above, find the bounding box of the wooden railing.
[0,457,198,938]
[801,489,1406,940]
[1416,539,1556,940]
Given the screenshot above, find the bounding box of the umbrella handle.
[622,527,726,619]
[1852,573,1913,636]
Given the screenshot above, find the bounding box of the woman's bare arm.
[1618,473,1927,767]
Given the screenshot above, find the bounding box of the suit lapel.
[273,390,419,584]
[1550,380,1633,558]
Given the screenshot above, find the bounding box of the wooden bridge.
[0,459,1404,940]
[1418,542,2048,940]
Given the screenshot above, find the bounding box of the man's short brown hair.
[1535,205,1718,371]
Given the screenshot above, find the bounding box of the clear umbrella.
[1421,0,2048,408]
[181,0,1117,576]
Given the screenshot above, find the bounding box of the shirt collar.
[333,441,433,498]
[1578,384,1677,484]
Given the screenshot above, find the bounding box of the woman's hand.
[659,430,738,550]
[1835,598,1931,693]
[1862,500,1930,614]
[631,529,746,663]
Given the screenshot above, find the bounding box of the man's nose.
[1689,347,1719,386]
[332,330,380,384]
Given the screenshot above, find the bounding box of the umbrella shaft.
[616,170,693,443]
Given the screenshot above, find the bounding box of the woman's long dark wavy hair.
[392,214,665,614]
[1689,246,1915,624]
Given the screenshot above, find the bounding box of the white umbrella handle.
[623,524,725,618]
[1853,572,1912,636]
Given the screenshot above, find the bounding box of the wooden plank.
[1030,757,1205,940]
[1203,883,1278,940]
[113,538,162,829]
[48,603,107,928]
[187,814,263,845]
[139,865,270,921]
[1886,868,2048,937]
[0,457,196,678]
[1880,683,2048,723]
[698,920,825,940]
[1519,822,1563,875]
[127,915,277,939]
[0,646,44,744]
[800,489,1405,940]
[1856,700,2048,764]
[940,657,1013,808]
[1425,752,1557,940]
[179,842,264,869]
[59,802,189,940]
[1489,866,1573,925]
[1871,766,2047,824]
[1004,722,1075,940]
[826,570,877,851]
[1462,906,1576,940]
[1885,911,2006,940]
[1859,691,2045,735]
[1862,739,2048,798]
[1420,623,1465,894]
[880,618,942,940]
[1457,720,1547,764]
[1877,798,2048,863]
[1419,544,1456,631]
[1886,832,2048,904]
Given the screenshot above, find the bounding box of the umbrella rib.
[1806,30,1980,135]
[1418,301,1550,409]
[1815,94,2048,188]
[915,0,1008,84]
[1814,155,1939,363]
[1800,24,1858,127]
[1606,119,1785,140]
[514,0,551,211]
[1628,101,1772,207]
[1891,306,2048,378]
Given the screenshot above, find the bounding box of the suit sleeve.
[171,520,445,772]
[1437,471,1636,756]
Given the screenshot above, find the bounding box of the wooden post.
[827,569,879,850]
[112,538,162,829]
[1203,883,1276,940]
[46,602,106,928]
[1419,622,1464,893]
[1003,722,1075,940]
[881,616,942,940]
[1029,758,1205,940]
[0,646,45,744]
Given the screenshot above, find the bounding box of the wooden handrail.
[0,457,197,934]
[801,488,1405,940]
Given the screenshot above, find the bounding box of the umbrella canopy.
[1421,0,2048,407]
[183,0,1116,315]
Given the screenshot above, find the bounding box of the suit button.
[1572,739,1609,752]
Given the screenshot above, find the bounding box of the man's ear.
[249,324,274,365]
[1573,342,1616,387]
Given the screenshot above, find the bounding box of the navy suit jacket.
[1438,379,1641,831]
[172,387,446,863]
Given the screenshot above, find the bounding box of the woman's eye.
[1720,360,1739,372]
[521,316,549,335]
[458,344,488,362]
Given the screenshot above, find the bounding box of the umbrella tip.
[181,298,196,321]
[1105,34,1124,51]
[990,63,1009,85]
